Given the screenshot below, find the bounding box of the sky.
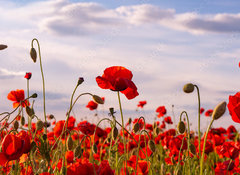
[0,0,240,130]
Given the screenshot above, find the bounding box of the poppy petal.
[96,76,112,89]
[104,66,133,80]
[121,80,139,100]
[0,153,8,166]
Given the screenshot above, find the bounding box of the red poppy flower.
[200,107,205,114]
[205,109,213,117]
[137,101,147,108]
[164,116,173,124]
[17,131,31,154]
[0,134,25,165]
[96,66,139,100]
[156,106,166,118]
[77,121,96,135]
[65,151,74,164]
[97,160,114,175]
[86,101,98,111]
[7,89,29,108]
[227,92,240,123]
[24,72,32,80]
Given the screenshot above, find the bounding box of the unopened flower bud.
[128,118,132,125]
[20,116,25,126]
[77,77,84,86]
[42,134,47,141]
[133,123,140,133]
[92,144,98,154]
[212,101,226,120]
[112,127,118,140]
[48,114,54,119]
[148,140,156,152]
[13,120,19,130]
[74,145,82,158]
[177,121,186,134]
[30,48,37,63]
[183,83,194,93]
[0,44,7,50]
[36,120,44,130]
[154,127,160,135]
[189,143,196,155]
[93,95,104,104]
[31,93,38,98]
[67,136,74,151]
[26,106,35,117]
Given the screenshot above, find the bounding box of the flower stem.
[194,85,201,159]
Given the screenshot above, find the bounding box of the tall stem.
[200,119,214,175]
[31,39,47,133]
[194,85,201,159]
[117,91,127,170]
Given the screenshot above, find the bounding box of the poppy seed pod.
[189,143,196,155]
[74,145,82,158]
[177,121,186,134]
[154,127,160,135]
[92,144,98,154]
[0,44,7,50]
[92,95,104,104]
[30,48,37,63]
[36,120,44,130]
[212,101,227,120]
[67,136,74,151]
[112,127,118,140]
[148,140,156,152]
[20,116,25,126]
[48,114,54,119]
[133,122,140,133]
[183,83,194,93]
[13,120,19,130]
[26,106,35,118]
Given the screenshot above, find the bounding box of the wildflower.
[96,66,139,99]
[7,89,29,108]
[164,116,173,124]
[86,101,98,111]
[156,106,166,118]
[200,107,205,114]
[137,101,147,108]
[227,92,240,123]
[205,109,213,117]
[24,72,32,80]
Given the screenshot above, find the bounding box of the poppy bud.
[42,134,47,141]
[212,101,226,120]
[148,140,156,152]
[92,95,104,104]
[154,127,160,135]
[13,120,19,130]
[30,48,37,63]
[20,116,25,126]
[31,93,38,98]
[36,120,44,130]
[74,145,82,158]
[26,106,35,117]
[109,107,116,116]
[48,114,54,119]
[189,143,196,155]
[112,127,118,140]
[133,123,140,133]
[77,77,84,86]
[31,141,37,152]
[183,83,194,93]
[177,121,186,134]
[24,72,32,80]
[67,136,74,151]
[128,118,132,125]
[92,144,98,154]
[0,44,7,50]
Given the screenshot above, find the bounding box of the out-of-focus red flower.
[205,109,213,117]
[137,101,147,108]
[53,117,76,138]
[96,66,139,100]
[65,151,74,164]
[156,106,166,118]
[77,121,96,135]
[24,72,32,80]
[97,160,114,175]
[164,116,173,124]
[160,121,166,129]
[17,131,31,154]
[86,101,98,111]
[7,89,29,108]
[227,92,240,123]
[200,107,205,114]
[0,134,24,165]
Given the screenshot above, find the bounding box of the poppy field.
[0,39,240,175]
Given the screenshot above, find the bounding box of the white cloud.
[0,68,25,79]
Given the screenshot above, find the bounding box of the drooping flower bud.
[67,136,74,151]
[127,118,132,125]
[20,116,25,126]
[26,106,35,118]
[92,95,104,104]
[148,140,156,152]
[212,101,226,120]
[183,83,194,93]
[0,44,7,50]
[92,144,98,154]
[30,48,37,63]
[13,120,19,130]
[177,121,186,134]
[133,123,140,133]
[112,127,118,140]
[77,77,84,86]
[31,93,38,98]
[42,134,47,141]
[74,145,82,158]
[154,127,160,135]
[36,120,44,130]
[189,143,196,155]
[48,114,54,120]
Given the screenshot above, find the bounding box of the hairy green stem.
[194,85,201,159]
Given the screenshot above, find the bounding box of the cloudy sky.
[0,0,240,130]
